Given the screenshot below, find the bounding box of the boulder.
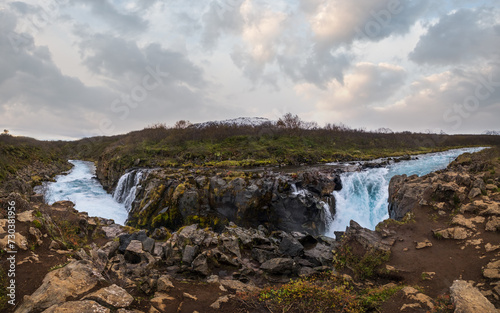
[17,210,34,223]
[260,258,294,274]
[14,260,104,313]
[83,284,134,308]
[124,240,144,264]
[433,227,471,240]
[485,216,500,232]
[142,237,155,253]
[29,227,43,245]
[41,300,110,313]
[219,279,260,293]
[157,275,174,292]
[279,233,304,257]
[101,240,120,258]
[192,253,210,276]
[344,221,394,251]
[182,245,198,264]
[450,280,497,313]
[468,188,482,199]
[102,224,126,238]
[483,260,500,279]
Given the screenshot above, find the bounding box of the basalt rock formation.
[126,169,341,236]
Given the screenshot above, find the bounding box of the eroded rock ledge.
[127,169,342,236]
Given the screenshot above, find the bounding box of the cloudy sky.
[0,0,499,140]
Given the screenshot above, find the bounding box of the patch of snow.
[192,117,273,128]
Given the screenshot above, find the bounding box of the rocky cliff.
[127,168,342,236]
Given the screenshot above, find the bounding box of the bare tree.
[174,120,192,129]
[276,113,302,129]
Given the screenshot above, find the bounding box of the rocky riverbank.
[1,147,500,312]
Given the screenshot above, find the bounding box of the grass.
[240,272,405,313]
[253,274,363,313]
[333,245,391,280]
[49,262,70,272]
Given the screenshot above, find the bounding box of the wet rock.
[84,284,134,308]
[450,280,497,313]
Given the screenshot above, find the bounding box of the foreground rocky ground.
[1,147,500,312]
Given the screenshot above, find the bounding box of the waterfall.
[113,169,148,211]
[327,168,389,236]
[42,160,129,225]
[325,147,486,236]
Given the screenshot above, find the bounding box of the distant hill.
[483,130,500,135]
[191,117,273,128]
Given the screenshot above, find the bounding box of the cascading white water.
[42,160,128,225]
[113,170,147,211]
[325,147,486,236]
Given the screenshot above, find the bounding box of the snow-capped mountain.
[483,130,500,135]
[191,117,274,128]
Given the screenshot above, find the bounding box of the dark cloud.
[410,7,500,65]
[200,0,245,50]
[77,32,206,89]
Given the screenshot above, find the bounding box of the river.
[326,147,485,236]
[38,160,129,225]
[38,147,485,231]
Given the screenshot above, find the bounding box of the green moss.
[32,219,43,229]
[185,215,226,230]
[433,232,444,240]
[360,285,403,310]
[375,212,415,231]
